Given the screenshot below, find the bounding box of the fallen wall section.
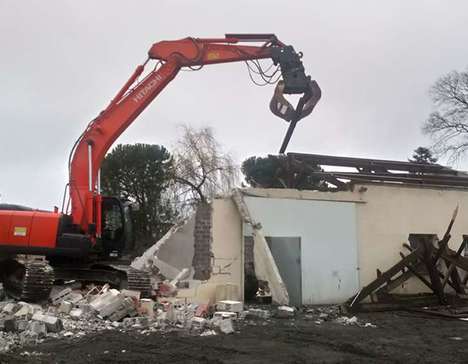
[132,216,195,280]
[232,189,289,305]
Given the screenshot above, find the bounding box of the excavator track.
[53,262,153,298]
[107,264,152,298]
[3,259,54,302]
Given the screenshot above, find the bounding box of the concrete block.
[32,312,63,333]
[0,301,10,311]
[50,287,72,305]
[2,303,19,314]
[213,311,237,320]
[216,318,234,334]
[46,306,58,315]
[121,289,141,301]
[108,297,137,322]
[89,289,119,310]
[276,306,295,319]
[68,292,84,304]
[335,316,359,325]
[97,297,125,317]
[69,308,84,320]
[200,329,217,336]
[191,317,207,330]
[246,308,271,319]
[58,301,73,314]
[139,299,155,319]
[90,289,125,318]
[216,300,243,313]
[28,321,47,336]
[123,316,149,328]
[14,303,33,318]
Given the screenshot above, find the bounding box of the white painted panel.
[244,197,359,305]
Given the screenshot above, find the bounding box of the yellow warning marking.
[13,227,27,237]
[207,51,220,61]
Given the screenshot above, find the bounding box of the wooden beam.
[441,237,467,292]
[421,239,446,304]
[347,249,419,307]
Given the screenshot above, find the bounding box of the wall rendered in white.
[244,197,359,305]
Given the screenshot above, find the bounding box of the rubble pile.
[302,306,377,327]
[0,283,262,353]
[0,279,377,353]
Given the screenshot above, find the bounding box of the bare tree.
[172,125,238,213]
[423,67,468,161]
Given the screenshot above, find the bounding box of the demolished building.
[133,153,468,307]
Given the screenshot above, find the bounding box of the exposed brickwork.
[244,235,259,300]
[192,202,213,280]
[244,236,255,275]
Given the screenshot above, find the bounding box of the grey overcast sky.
[1,0,468,209]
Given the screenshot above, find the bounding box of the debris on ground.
[0,278,379,354]
[275,305,295,318]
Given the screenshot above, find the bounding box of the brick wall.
[244,236,255,276]
[192,202,213,280]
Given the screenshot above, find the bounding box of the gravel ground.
[1,311,468,364]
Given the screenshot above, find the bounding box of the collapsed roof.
[285,152,468,190]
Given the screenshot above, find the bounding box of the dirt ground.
[1,311,468,364]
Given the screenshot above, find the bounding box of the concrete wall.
[131,216,195,279]
[209,197,244,299]
[244,197,359,305]
[242,186,468,294]
[354,184,468,294]
[157,216,195,274]
[209,185,468,303]
[134,199,244,304]
[185,197,244,304]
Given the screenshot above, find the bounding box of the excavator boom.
[0,34,321,302]
[69,34,321,236]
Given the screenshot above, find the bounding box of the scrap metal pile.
[345,207,468,316]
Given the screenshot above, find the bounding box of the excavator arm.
[68,34,321,236]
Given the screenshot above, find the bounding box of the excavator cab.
[101,197,133,258]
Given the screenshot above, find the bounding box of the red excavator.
[0,34,321,301]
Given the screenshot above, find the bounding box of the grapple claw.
[270,79,322,122]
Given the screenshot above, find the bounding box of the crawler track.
[4,260,54,302]
[107,264,152,297]
[53,262,153,298]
